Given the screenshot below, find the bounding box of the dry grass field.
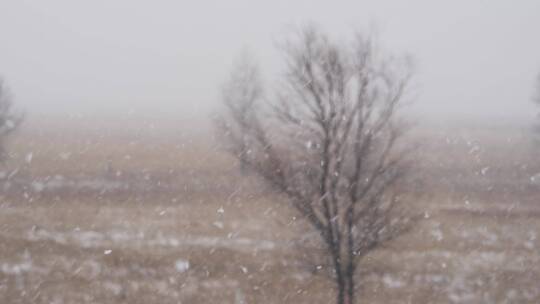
[1,116,539,303]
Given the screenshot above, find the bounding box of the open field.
[1,117,540,303]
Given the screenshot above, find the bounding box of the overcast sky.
[1,0,539,121]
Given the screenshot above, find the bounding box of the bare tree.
[534,72,540,105]
[531,72,540,136]
[219,26,415,304]
[217,53,263,173]
[0,79,21,162]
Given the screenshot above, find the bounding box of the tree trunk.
[336,273,354,304]
[336,272,345,304]
[345,269,355,304]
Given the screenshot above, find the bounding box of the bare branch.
[0,79,22,162]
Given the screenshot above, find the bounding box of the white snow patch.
[175,259,190,273]
[25,227,277,251]
[212,221,224,229]
[430,227,444,242]
[103,281,123,296]
[382,275,405,289]
[25,153,33,164]
[1,260,33,275]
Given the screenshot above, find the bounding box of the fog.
[3,2,540,303]
[1,0,539,122]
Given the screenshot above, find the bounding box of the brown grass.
[0,117,539,303]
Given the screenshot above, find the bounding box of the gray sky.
[1,0,539,121]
